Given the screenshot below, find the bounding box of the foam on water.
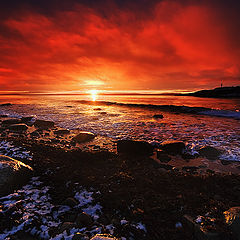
[0,96,239,161]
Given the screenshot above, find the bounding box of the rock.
[224,207,240,239]
[182,215,224,240]
[72,132,96,143]
[0,155,33,197]
[117,140,154,156]
[34,119,55,129]
[153,114,164,119]
[0,103,12,106]
[160,141,185,155]
[7,123,28,132]
[59,222,76,233]
[90,234,117,240]
[62,197,78,207]
[54,129,70,135]
[198,146,221,160]
[2,118,22,125]
[21,116,35,125]
[76,212,93,227]
[156,149,171,162]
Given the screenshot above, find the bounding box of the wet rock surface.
[0,155,33,196]
[198,146,222,160]
[72,132,96,143]
[7,123,28,132]
[34,119,55,129]
[117,140,154,156]
[0,116,239,239]
[160,141,186,155]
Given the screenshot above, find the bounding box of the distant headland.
[181,86,240,98]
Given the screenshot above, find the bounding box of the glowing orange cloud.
[0,0,239,92]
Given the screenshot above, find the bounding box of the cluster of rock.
[116,139,221,160]
[183,207,240,240]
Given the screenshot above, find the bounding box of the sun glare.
[89,89,98,101]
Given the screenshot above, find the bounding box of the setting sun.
[88,89,98,101]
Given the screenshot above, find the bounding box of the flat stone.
[7,123,28,132]
[2,119,22,125]
[72,132,95,143]
[34,119,55,129]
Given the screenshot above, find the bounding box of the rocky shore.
[0,113,240,240]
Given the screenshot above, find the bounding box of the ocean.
[0,94,239,161]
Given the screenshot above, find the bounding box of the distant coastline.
[179,86,240,98]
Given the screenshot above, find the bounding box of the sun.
[88,89,98,101]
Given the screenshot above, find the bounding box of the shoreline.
[0,115,240,239]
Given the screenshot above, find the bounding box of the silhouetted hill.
[184,86,240,98]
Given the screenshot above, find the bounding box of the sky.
[0,0,240,93]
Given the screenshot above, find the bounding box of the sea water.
[0,94,239,161]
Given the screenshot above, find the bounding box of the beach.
[0,95,240,240]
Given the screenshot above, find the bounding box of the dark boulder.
[21,116,35,124]
[2,118,21,125]
[160,141,185,155]
[117,140,154,156]
[198,146,221,160]
[224,207,240,240]
[0,155,33,197]
[7,123,28,132]
[34,119,55,129]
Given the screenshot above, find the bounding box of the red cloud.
[0,1,239,92]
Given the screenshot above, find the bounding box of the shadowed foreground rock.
[224,207,240,239]
[34,119,55,129]
[7,123,28,132]
[0,155,33,197]
[160,140,185,155]
[117,140,154,156]
[198,146,221,160]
